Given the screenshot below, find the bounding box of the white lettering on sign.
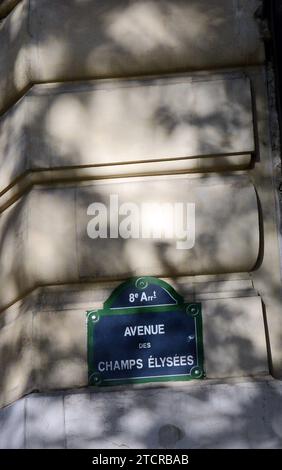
[98,359,144,372]
[128,290,157,303]
[138,342,151,349]
[97,355,195,373]
[124,324,165,337]
[148,355,194,368]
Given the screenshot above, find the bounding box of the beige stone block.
[0,176,260,311]
[0,75,254,196]
[37,76,254,167]
[0,187,78,310]
[0,302,33,407]
[77,175,260,279]
[202,296,268,378]
[0,0,264,114]
[0,0,30,113]
[33,309,87,391]
[0,194,31,305]
[28,187,78,285]
[0,98,28,194]
[246,70,282,379]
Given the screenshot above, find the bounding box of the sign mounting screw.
[186,304,200,316]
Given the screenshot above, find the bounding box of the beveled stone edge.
[0,1,264,116]
[0,156,253,214]
[0,0,21,19]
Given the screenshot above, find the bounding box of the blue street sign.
[87,277,204,386]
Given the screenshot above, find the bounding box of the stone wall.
[0,0,282,448]
[1,378,282,449]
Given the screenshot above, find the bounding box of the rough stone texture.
[25,395,65,449]
[0,0,264,114]
[0,176,260,311]
[1,378,282,449]
[0,398,25,449]
[0,74,254,196]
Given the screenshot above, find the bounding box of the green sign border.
[87,302,204,387]
[103,276,184,309]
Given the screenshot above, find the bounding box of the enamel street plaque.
[87,277,204,386]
